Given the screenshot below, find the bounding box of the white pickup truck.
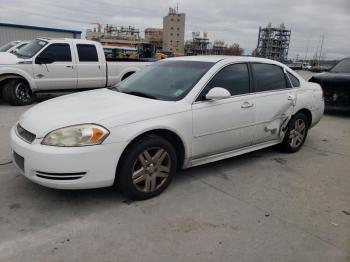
[0,38,151,105]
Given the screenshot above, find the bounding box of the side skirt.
[184,140,281,168]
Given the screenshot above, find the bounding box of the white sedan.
[11,56,324,199]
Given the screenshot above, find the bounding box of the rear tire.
[2,79,35,106]
[117,135,177,200]
[280,113,309,153]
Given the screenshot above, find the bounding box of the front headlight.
[41,124,110,147]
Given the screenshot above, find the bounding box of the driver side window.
[199,63,250,100]
[37,44,72,63]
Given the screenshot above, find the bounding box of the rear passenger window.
[77,44,98,62]
[38,44,71,62]
[203,63,250,97]
[252,63,287,92]
[287,72,300,87]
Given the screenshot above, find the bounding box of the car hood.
[309,72,350,83]
[19,89,181,138]
[0,52,23,65]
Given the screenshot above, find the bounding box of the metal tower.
[254,23,291,62]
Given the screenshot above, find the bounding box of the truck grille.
[17,124,36,143]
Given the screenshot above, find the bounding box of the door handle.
[241,101,254,108]
[288,95,294,101]
[66,65,74,68]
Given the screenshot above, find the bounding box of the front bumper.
[10,126,127,190]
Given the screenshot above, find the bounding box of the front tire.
[2,79,35,106]
[280,113,309,153]
[117,135,177,200]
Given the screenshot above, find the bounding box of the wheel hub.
[289,119,306,148]
[132,147,171,193]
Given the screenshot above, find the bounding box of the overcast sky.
[1,0,349,59]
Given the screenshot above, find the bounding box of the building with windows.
[162,7,185,55]
[0,23,81,46]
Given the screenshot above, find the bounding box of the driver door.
[33,43,77,90]
[191,63,255,158]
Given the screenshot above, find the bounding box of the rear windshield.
[330,58,350,73]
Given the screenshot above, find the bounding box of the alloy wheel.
[289,119,306,148]
[14,82,32,102]
[132,147,171,193]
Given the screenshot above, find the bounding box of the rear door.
[250,63,296,144]
[33,43,77,90]
[192,63,255,158]
[75,44,106,88]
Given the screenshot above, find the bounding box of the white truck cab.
[0,38,151,105]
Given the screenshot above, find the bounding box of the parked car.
[0,38,151,106]
[11,56,324,200]
[0,40,29,53]
[309,57,350,111]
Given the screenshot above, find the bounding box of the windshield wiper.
[125,91,158,100]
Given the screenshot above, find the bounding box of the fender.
[111,121,191,163]
[0,67,37,90]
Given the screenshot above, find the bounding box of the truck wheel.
[117,135,177,200]
[122,72,135,81]
[2,79,35,106]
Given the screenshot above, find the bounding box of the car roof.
[167,55,285,66]
[35,38,98,45]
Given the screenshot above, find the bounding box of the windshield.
[0,42,17,52]
[330,58,350,73]
[16,39,48,58]
[116,60,214,101]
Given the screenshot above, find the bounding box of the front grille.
[35,171,86,180]
[17,124,36,143]
[13,151,24,171]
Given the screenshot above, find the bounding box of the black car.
[309,58,350,111]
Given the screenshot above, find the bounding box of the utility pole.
[304,39,309,62]
[314,40,320,66]
[318,33,325,66]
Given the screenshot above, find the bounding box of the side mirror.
[205,87,231,100]
[36,56,54,64]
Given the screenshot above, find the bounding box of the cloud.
[1,0,349,59]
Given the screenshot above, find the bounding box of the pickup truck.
[0,38,151,105]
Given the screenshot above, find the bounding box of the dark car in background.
[309,58,350,111]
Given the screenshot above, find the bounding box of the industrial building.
[145,28,163,50]
[86,24,141,42]
[86,24,143,48]
[185,32,210,55]
[254,23,291,62]
[185,32,225,56]
[162,7,185,55]
[0,22,81,46]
